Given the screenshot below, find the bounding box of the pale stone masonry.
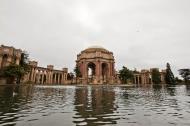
[76,46,116,84]
[134,68,166,85]
[0,44,166,85]
[23,61,68,84]
[0,45,68,84]
[0,45,22,69]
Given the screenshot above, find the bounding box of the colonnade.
[25,67,68,84]
[134,69,166,85]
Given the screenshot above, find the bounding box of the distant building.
[24,61,68,84]
[76,46,117,84]
[0,44,167,85]
[0,45,68,84]
[134,68,166,85]
[0,45,22,69]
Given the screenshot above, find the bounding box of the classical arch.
[87,62,96,84]
[76,46,115,84]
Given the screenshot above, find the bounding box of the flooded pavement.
[0,84,190,126]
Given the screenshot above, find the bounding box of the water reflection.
[73,86,117,125]
[0,85,34,126]
[0,85,190,126]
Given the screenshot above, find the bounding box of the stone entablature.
[24,61,68,84]
[77,48,114,61]
[134,68,166,85]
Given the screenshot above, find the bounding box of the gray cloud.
[1,0,190,76]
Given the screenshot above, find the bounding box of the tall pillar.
[58,74,60,84]
[83,62,87,84]
[137,76,140,85]
[0,56,2,69]
[41,72,44,84]
[49,72,51,84]
[49,72,52,84]
[98,61,101,83]
[142,75,144,84]
[54,73,57,84]
[51,72,53,84]
[38,74,40,84]
[134,76,136,84]
[33,69,36,83]
[46,72,49,84]
[96,61,100,83]
[30,68,34,82]
[61,73,64,84]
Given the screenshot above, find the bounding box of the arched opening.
[87,62,96,84]
[1,54,8,68]
[102,63,108,83]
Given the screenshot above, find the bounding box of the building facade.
[0,45,22,69]
[1,44,167,85]
[23,61,68,84]
[76,46,116,84]
[134,68,166,85]
[0,45,68,84]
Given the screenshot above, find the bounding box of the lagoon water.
[0,84,190,126]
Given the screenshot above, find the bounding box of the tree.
[165,63,176,84]
[151,68,161,84]
[2,52,30,84]
[175,77,183,84]
[74,66,82,78]
[74,66,82,84]
[67,72,74,80]
[119,66,134,84]
[179,69,190,83]
[2,64,25,84]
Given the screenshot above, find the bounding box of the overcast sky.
[0,0,190,76]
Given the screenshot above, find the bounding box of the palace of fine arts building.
[0,44,167,85]
[1,0,190,125]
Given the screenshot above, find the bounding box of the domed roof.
[87,45,105,49]
[84,45,108,52]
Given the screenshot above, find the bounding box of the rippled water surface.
[0,85,190,126]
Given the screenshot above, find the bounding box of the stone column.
[41,72,44,84]
[38,74,40,84]
[134,76,136,84]
[46,72,49,84]
[54,73,57,84]
[33,69,37,83]
[96,61,100,84]
[61,73,64,84]
[0,56,2,69]
[51,73,53,84]
[99,62,102,84]
[30,68,34,82]
[64,73,67,84]
[83,62,87,84]
[50,72,52,84]
[137,76,140,85]
[110,62,113,77]
[142,75,144,84]
[58,74,60,84]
